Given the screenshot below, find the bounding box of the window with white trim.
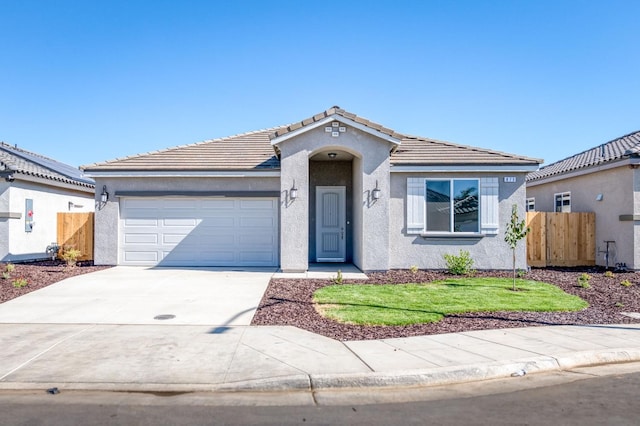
[554,192,571,212]
[407,177,499,235]
[426,179,479,233]
[526,197,535,212]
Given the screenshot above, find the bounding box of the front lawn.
[313,278,588,326]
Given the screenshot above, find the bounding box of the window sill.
[420,232,485,239]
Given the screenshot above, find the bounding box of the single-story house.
[0,142,95,262]
[526,130,640,270]
[82,107,540,272]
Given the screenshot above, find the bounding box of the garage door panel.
[124,251,159,262]
[124,218,159,227]
[163,217,198,226]
[125,234,158,244]
[201,199,236,209]
[120,197,278,266]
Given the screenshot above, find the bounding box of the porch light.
[328,152,337,159]
[290,181,298,200]
[100,185,109,203]
[372,180,381,200]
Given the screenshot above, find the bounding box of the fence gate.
[57,212,94,261]
[526,212,595,267]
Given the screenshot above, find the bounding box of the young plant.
[12,278,28,288]
[410,265,419,274]
[1,272,10,280]
[504,204,529,291]
[443,250,474,275]
[578,273,591,289]
[61,248,82,267]
[5,263,15,274]
[604,270,615,278]
[620,279,633,287]
[332,269,344,285]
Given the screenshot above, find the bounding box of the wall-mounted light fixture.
[290,180,298,200]
[328,152,337,159]
[100,185,109,203]
[372,180,381,200]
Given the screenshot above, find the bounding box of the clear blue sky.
[2,0,639,168]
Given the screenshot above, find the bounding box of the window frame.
[526,197,536,212]
[554,192,571,213]
[424,178,480,235]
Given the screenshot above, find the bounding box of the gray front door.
[316,186,346,262]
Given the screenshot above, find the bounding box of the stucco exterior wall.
[390,172,528,270]
[526,165,635,268]
[278,125,393,272]
[92,176,280,265]
[1,179,94,262]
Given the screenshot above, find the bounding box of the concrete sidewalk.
[2,323,640,393]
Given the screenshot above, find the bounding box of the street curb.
[1,348,639,394]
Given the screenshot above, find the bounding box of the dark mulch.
[251,268,640,341]
[0,260,111,303]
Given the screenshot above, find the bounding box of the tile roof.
[272,106,404,141]
[0,142,94,188]
[82,107,541,172]
[527,130,640,182]
[82,129,283,171]
[391,135,540,165]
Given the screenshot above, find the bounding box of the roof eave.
[270,114,402,147]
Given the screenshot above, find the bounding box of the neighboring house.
[526,130,640,270]
[0,142,95,262]
[82,107,540,272]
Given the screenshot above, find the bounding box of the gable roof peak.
[270,106,403,144]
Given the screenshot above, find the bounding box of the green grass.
[313,278,588,326]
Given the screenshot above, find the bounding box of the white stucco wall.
[92,176,280,265]
[277,125,393,272]
[390,172,528,270]
[1,179,94,262]
[526,165,635,268]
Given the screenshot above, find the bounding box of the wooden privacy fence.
[526,212,595,267]
[57,212,94,261]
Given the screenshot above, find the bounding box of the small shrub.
[12,278,28,288]
[516,269,527,278]
[578,273,591,289]
[443,250,474,276]
[332,269,344,285]
[2,272,10,280]
[61,248,82,267]
[620,279,633,287]
[615,302,624,308]
[5,263,15,274]
[604,270,615,278]
[410,265,419,274]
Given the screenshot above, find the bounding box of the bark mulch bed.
[251,268,640,341]
[0,260,111,304]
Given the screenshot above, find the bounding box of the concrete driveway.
[0,267,276,325]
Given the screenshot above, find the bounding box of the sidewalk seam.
[0,324,97,381]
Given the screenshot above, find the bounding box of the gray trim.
[619,215,640,221]
[0,212,21,219]
[420,233,485,239]
[114,191,281,198]
[85,170,281,178]
[392,165,539,173]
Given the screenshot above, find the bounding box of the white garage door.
[119,197,279,267]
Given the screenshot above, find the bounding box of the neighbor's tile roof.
[527,130,640,182]
[82,107,541,172]
[0,142,94,187]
